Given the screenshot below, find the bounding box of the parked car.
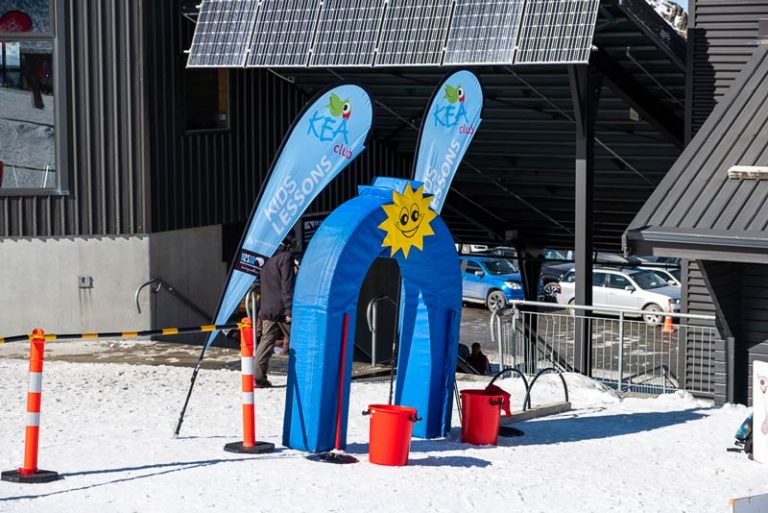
[540,262,575,299]
[639,266,681,287]
[472,246,518,259]
[456,244,489,254]
[459,256,524,311]
[555,267,681,325]
[539,252,643,300]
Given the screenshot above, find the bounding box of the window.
[607,273,630,289]
[464,261,482,274]
[484,259,518,275]
[592,272,606,287]
[0,0,59,194]
[184,68,229,131]
[630,270,668,290]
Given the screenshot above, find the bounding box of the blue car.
[459,256,524,310]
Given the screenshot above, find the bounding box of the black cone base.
[306,450,358,464]
[223,441,275,454]
[1,469,61,483]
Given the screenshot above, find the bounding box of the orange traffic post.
[224,318,274,454]
[2,329,61,483]
[662,302,675,334]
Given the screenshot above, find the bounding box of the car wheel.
[543,281,559,298]
[568,298,576,316]
[486,290,507,311]
[642,304,664,326]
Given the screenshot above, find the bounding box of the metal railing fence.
[491,300,718,396]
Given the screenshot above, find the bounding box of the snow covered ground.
[0,348,766,513]
[0,87,56,189]
[646,0,688,34]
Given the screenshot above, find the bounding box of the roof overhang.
[625,227,768,264]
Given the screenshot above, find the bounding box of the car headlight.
[505,281,522,290]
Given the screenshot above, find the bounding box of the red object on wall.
[0,10,33,32]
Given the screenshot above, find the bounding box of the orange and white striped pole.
[223,318,274,454]
[1,329,61,483]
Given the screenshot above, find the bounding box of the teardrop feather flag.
[205,84,373,349]
[412,70,483,213]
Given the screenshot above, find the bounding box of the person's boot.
[254,379,272,389]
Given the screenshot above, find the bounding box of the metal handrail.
[499,299,716,321]
[134,278,211,320]
[366,296,397,367]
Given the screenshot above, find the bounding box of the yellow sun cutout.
[378,183,437,258]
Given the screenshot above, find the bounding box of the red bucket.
[365,404,420,466]
[460,389,504,445]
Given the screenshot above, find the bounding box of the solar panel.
[375,0,453,67]
[514,0,600,65]
[309,0,384,67]
[187,0,260,67]
[247,0,321,67]
[444,0,525,65]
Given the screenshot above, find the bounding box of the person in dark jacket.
[254,238,296,387]
[466,342,490,375]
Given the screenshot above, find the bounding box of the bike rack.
[522,367,569,412]
[482,366,571,428]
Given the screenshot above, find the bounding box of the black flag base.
[223,441,275,454]
[306,449,358,464]
[1,469,61,483]
[498,426,525,438]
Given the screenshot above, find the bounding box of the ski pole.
[173,343,208,438]
[173,292,259,438]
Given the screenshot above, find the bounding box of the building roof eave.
[625,227,768,264]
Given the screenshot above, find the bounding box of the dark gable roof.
[624,43,768,264]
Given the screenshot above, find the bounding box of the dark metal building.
[626,18,768,405]
[687,0,768,140]
[1,0,685,247]
[0,0,411,238]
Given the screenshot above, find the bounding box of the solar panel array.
[187,0,600,68]
[515,0,601,64]
[187,0,260,67]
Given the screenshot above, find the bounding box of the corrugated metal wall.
[0,0,149,237]
[690,260,768,405]
[683,260,722,400]
[687,0,768,138]
[145,2,411,234]
[1,1,410,238]
[743,264,768,404]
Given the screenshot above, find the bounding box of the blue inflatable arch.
[283,177,462,452]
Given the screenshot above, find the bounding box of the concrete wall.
[0,225,228,340]
[148,225,228,340]
[0,236,151,335]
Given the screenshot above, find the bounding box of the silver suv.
[556,267,681,325]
